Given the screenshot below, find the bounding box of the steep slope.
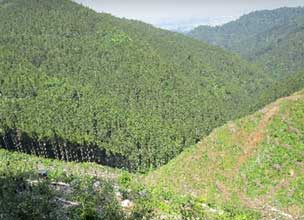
[145,90,304,219]
[0,0,273,171]
[260,70,304,104]
[254,27,304,77]
[189,7,304,78]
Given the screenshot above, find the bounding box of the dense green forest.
[0,0,280,171]
[189,7,304,78]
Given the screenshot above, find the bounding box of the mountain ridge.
[189,6,304,78]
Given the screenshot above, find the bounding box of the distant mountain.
[153,16,238,32]
[0,0,274,171]
[189,7,304,78]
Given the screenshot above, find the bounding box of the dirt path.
[214,103,280,206]
[228,91,304,177]
[233,104,279,174]
[218,93,304,219]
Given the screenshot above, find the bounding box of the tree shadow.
[0,129,131,170]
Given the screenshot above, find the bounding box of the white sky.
[74,0,304,29]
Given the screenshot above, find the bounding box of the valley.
[0,0,303,219]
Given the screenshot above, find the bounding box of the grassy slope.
[0,149,126,219]
[145,90,304,219]
[0,149,260,220]
[0,149,121,180]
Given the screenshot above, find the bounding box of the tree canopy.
[189,7,304,79]
[0,0,279,171]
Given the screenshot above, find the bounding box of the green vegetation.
[0,149,262,220]
[189,7,304,78]
[145,90,304,219]
[0,0,277,171]
[0,149,124,220]
[1,1,304,219]
[260,69,304,104]
[4,89,302,219]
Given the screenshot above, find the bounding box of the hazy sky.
[74,0,304,30]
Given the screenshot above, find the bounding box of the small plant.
[119,172,132,188]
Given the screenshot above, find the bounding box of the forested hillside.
[0,0,276,171]
[146,90,304,219]
[189,7,304,78]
